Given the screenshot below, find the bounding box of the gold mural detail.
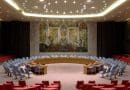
[39,21,88,52]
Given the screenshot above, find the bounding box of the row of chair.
[2,55,127,80]
[76,80,130,90]
[0,80,61,90]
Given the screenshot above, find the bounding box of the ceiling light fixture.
[73,1,76,4]
[91,7,95,9]
[55,1,58,4]
[64,0,67,3]
[5,0,127,18]
[5,0,20,10]
[86,0,91,3]
[39,0,44,2]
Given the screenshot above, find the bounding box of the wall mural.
[39,21,88,52]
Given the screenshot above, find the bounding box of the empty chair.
[121,80,129,85]
[19,80,26,87]
[0,84,5,90]
[88,80,96,84]
[82,83,95,90]
[42,81,49,87]
[111,80,118,85]
[76,81,84,89]
[4,83,13,90]
[53,81,61,89]
[6,81,14,86]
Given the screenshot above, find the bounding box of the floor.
[0,63,130,90]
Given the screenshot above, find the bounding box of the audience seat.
[76,81,84,89]
[88,80,96,84]
[111,80,118,85]
[0,84,5,90]
[42,81,49,87]
[82,83,95,90]
[18,80,26,87]
[4,83,13,90]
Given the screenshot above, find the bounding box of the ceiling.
[0,0,130,21]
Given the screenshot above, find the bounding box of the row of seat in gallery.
[1,80,130,90]
[2,55,128,80]
[113,55,130,63]
[0,80,61,90]
[0,55,15,63]
[76,80,130,90]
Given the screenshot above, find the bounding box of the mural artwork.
[39,21,88,52]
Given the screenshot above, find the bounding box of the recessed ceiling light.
[39,0,44,2]
[73,1,76,4]
[55,1,58,4]
[63,11,66,14]
[91,6,95,9]
[43,5,46,9]
[25,0,28,3]
[86,0,91,3]
[33,6,38,9]
[64,0,67,3]
[48,2,51,5]
[56,11,59,14]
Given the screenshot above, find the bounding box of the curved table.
[32,58,96,65]
[29,58,102,74]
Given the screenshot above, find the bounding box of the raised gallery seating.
[113,55,130,63]
[76,80,130,90]
[0,80,61,90]
[0,55,15,63]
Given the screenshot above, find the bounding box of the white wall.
[30,22,97,56]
